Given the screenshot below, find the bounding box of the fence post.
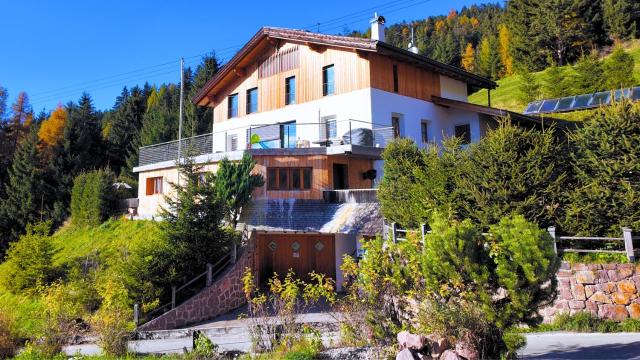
[171,286,176,309]
[391,222,397,243]
[133,303,140,326]
[420,223,427,247]
[547,226,557,255]
[623,227,635,262]
[206,263,213,286]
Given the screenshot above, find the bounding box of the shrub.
[1,222,55,293]
[0,310,17,359]
[70,169,116,227]
[38,282,85,357]
[91,276,135,356]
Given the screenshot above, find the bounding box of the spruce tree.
[107,86,147,173]
[564,101,640,235]
[542,62,570,99]
[603,0,637,41]
[476,35,501,80]
[573,53,605,93]
[603,45,636,91]
[64,93,104,174]
[517,69,541,104]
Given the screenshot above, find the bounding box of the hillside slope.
[469,41,640,113]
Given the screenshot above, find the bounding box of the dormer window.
[228,93,238,119]
[322,65,335,96]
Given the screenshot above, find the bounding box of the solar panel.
[572,94,592,109]
[590,91,611,106]
[632,87,640,101]
[540,99,559,113]
[614,88,631,101]
[555,96,574,112]
[524,101,543,114]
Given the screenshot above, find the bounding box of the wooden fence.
[384,222,637,262]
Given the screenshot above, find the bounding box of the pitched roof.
[239,199,383,236]
[193,27,496,105]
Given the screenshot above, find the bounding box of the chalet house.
[132,15,544,290]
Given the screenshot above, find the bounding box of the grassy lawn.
[469,40,640,113]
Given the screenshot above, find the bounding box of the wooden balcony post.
[547,226,557,255]
[206,263,213,286]
[623,228,635,262]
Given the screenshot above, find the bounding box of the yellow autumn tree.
[462,43,476,72]
[498,24,514,77]
[38,106,67,147]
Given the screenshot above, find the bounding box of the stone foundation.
[540,262,640,322]
[138,235,256,331]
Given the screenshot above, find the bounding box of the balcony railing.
[137,119,394,167]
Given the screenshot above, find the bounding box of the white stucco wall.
[439,75,468,101]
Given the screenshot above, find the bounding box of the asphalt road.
[65,332,640,358]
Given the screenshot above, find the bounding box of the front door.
[257,233,336,286]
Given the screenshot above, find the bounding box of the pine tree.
[603,45,636,90]
[185,53,220,136]
[432,32,460,66]
[64,93,103,175]
[212,152,264,227]
[476,35,501,79]
[106,86,147,173]
[542,61,570,99]
[517,69,541,104]
[603,0,637,41]
[0,128,50,249]
[461,43,476,72]
[573,53,605,93]
[113,86,129,110]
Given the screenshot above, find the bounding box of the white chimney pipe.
[408,26,419,54]
[370,12,386,42]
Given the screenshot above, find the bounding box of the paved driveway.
[521,332,640,359]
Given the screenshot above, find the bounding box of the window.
[226,134,238,151]
[393,64,399,93]
[146,177,163,195]
[455,124,471,144]
[280,121,296,148]
[267,167,312,190]
[322,65,335,96]
[323,116,337,140]
[246,87,258,114]
[285,76,296,105]
[392,116,401,138]
[227,93,238,119]
[421,121,430,144]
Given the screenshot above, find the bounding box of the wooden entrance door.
[256,233,335,286]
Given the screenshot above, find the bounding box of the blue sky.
[0,0,497,112]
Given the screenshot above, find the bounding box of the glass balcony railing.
[137,119,394,167]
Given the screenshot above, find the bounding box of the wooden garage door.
[257,233,335,286]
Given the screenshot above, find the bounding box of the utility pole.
[178,57,184,166]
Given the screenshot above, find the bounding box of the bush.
[1,222,55,293]
[341,213,558,358]
[0,310,17,359]
[91,276,135,356]
[70,169,116,227]
[38,282,85,357]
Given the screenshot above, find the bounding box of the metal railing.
[137,119,395,166]
[323,189,379,203]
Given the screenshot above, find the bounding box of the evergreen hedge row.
[70,169,115,227]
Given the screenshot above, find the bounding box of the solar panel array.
[524,86,640,115]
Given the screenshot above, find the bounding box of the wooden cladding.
[369,53,441,101]
[258,46,299,78]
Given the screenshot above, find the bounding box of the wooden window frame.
[146,176,163,195]
[322,64,335,96]
[285,76,296,105]
[266,167,312,191]
[246,87,258,114]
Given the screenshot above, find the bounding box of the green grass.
[522,312,640,333]
[469,40,640,113]
[0,217,162,339]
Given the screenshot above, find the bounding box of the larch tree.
[6,92,33,148]
[498,24,514,77]
[38,106,67,148]
[461,43,476,73]
[476,35,501,79]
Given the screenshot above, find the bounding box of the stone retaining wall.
[138,235,256,331]
[540,262,640,322]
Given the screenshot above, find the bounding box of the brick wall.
[138,236,255,331]
[540,262,640,322]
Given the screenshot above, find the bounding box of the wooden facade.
[251,154,374,200]
[209,40,443,123]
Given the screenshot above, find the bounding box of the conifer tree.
[461,43,476,72]
[603,45,636,90]
[185,53,220,136]
[6,92,33,149]
[573,53,605,93]
[517,69,541,104]
[603,0,637,41]
[38,106,67,149]
[542,61,570,99]
[476,35,501,79]
[64,93,103,175]
[432,32,460,66]
[106,86,147,173]
[0,86,7,121]
[498,24,514,77]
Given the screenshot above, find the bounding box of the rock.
[557,270,572,278]
[585,300,598,312]
[559,261,571,270]
[628,303,640,319]
[585,285,596,298]
[425,334,449,358]
[618,264,634,279]
[597,282,617,294]
[618,280,637,294]
[560,288,573,300]
[396,348,420,360]
[587,264,603,270]
[439,350,462,360]
[572,284,586,300]
[572,263,588,271]
[603,264,617,270]
[612,292,632,305]
[455,340,479,360]
[596,270,610,282]
[576,271,596,284]
[569,300,586,309]
[589,291,612,304]
[397,331,427,351]
[598,304,629,321]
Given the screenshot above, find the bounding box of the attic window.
[258,46,299,78]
